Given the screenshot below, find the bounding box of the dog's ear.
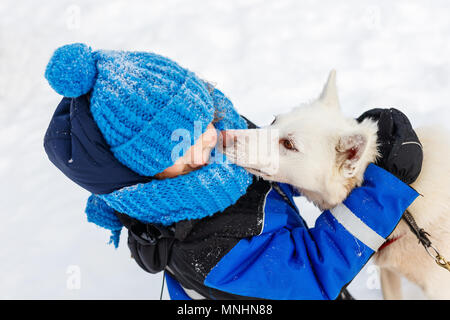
[336,133,367,178]
[318,70,340,110]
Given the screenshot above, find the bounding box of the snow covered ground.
[1,0,448,299]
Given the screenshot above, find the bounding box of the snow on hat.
[45,43,215,176]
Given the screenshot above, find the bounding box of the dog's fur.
[222,71,450,299]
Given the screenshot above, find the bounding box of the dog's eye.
[280,138,296,151]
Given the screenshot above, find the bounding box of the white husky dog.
[222,71,450,299]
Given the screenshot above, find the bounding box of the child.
[44,43,421,300]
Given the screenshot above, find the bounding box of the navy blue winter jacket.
[44,96,419,300]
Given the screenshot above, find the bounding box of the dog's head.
[222,71,379,210]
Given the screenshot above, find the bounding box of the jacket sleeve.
[204,164,419,299]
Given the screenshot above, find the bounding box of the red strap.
[378,235,403,251]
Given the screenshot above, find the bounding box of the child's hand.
[357,108,423,184]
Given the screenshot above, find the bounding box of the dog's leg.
[380,267,403,300]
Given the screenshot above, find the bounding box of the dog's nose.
[221,130,235,148]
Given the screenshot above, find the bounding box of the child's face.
[155,122,218,179]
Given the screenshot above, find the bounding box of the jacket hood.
[44,95,152,195]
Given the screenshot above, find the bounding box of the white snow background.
[1,0,449,299]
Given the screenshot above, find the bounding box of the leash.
[402,210,450,272]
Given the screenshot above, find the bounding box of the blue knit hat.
[45,43,215,176]
[44,43,253,247]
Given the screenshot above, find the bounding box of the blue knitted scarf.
[85,88,253,247]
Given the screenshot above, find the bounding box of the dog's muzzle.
[220,129,280,176]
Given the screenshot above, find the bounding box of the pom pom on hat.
[45,43,97,98]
